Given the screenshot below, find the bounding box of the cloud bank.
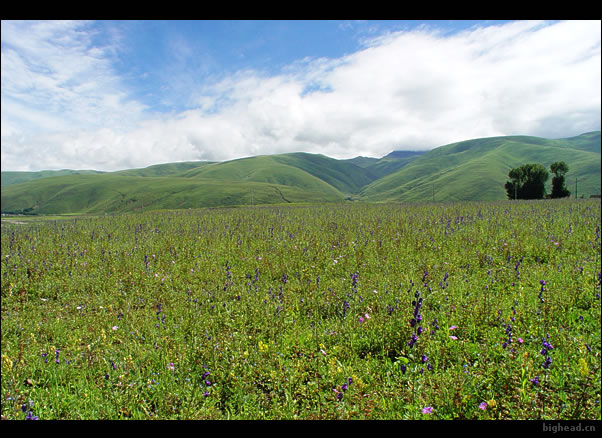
[1,20,600,171]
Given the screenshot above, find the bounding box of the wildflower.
[538,280,546,303]
[408,333,418,348]
[479,402,487,410]
[421,355,428,363]
[167,363,175,371]
[449,336,458,341]
[25,411,38,420]
[422,406,433,414]
[530,376,540,386]
[449,326,457,330]
[112,326,118,331]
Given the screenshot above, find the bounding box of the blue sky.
[1,20,600,171]
[100,20,513,114]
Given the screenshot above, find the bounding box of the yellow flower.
[258,341,269,353]
[579,358,589,378]
[1,354,13,371]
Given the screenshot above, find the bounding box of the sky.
[1,19,600,172]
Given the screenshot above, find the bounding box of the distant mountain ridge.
[2,131,599,214]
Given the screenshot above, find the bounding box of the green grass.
[1,199,600,420]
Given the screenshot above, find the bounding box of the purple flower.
[530,376,540,386]
[421,355,428,363]
[479,402,487,410]
[408,333,418,348]
[542,356,553,369]
[421,406,433,414]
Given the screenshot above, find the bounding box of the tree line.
[505,161,571,200]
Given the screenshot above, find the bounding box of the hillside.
[359,132,601,202]
[0,173,344,215]
[1,131,600,214]
[1,169,105,187]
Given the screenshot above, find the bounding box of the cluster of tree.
[505,161,571,200]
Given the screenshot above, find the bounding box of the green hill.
[112,161,214,178]
[0,173,344,215]
[1,169,105,187]
[360,132,601,202]
[2,131,600,214]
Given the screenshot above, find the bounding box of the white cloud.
[1,20,600,171]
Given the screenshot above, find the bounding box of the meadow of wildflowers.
[1,199,600,419]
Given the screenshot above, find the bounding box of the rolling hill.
[359,132,601,202]
[2,131,600,214]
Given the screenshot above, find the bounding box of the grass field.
[1,199,600,420]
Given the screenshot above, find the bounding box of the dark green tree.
[549,161,571,198]
[505,163,549,200]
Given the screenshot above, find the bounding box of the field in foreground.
[1,200,600,420]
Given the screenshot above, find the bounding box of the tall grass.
[1,199,600,419]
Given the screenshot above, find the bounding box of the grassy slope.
[0,174,344,214]
[179,155,344,197]
[360,132,601,202]
[112,161,214,177]
[1,169,105,187]
[270,152,375,193]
